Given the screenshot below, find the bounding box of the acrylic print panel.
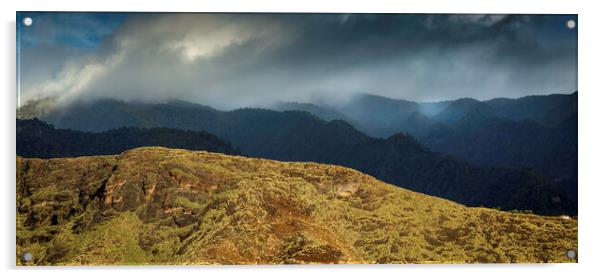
[16,12,578,265]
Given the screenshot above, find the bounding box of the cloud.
[18,12,126,48]
[18,13,577,109]
[23,51,125,104]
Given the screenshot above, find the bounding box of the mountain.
[338,94,422,138]
[422,94,577,180]
[333,93,576,137]
[32,101,575,215]
[422,114,577,184]
[431,98,498,124]
[17,118,239,158]
[485,92,577,126]
[16,147,577,265]
[271,101,349,122]
[278,93,577,198]
[420,94,577,198]
[338,134,573,215]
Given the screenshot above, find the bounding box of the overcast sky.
[17,13,577,109]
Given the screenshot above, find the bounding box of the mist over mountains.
[273,92,578,207]
[18,14,577,109]
[18,92,577,215]
[276,92,577,179]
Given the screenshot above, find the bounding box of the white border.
[2,1,600,278]
[0,0,582,14]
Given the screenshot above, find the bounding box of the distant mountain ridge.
[331,92,577,136]
[23,99,576,215]
[485,92,578,126]
[17,118,239,158]
[271,101,349,122]
[276,92,578,195]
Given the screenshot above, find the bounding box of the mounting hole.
[566,250,576,259]
[21,252,33,262]
[22,17,33,26]
[566,19,576,29]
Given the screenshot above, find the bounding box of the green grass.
[17,147,578,265]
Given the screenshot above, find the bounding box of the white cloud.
[21,51,125,105]
[18,14,577,109]
[20,14,292,106]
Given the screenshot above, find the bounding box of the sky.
[17,12,578,109]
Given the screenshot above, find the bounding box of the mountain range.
[17,93,578,215]
[17,118,239,158]
[275,92,578,201]
[276,93,576,174]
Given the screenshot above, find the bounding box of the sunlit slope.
[17,147,577,265]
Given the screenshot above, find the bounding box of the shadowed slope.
[17,118,239,158]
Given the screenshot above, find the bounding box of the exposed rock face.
[16,147,577,265]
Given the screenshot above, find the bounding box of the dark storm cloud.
[18,13,577,109]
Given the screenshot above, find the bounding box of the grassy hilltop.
[17,147,577,265]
